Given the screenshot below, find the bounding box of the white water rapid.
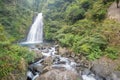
[27,46,99,80]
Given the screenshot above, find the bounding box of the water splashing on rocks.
[26,45,104,80]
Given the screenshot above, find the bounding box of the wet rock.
[54,45,59,54]
[42,48,49,53]
[36,69,81,80]
[28,45,120,80]
[53,55,60,63]
[27,70,34,80]
[76,59,81,63]
[55,61,66,64]
[82,69,91,75]
[43,56,53,66]
[42,66,52,73]
[33,64,44,73]
[91,57,120,78]
[59,47,69,56]
[34,50,44,59]
[81,69,105,80]
[28,63,44,74]
[91,64,109,78]
[82,74,96,80]
[109,71,120,80]
[70,52,76,58]
[52,65,66,71]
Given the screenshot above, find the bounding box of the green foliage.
[81,0,91,10]
[34,0,119,60]
[86,0,113,21]
[105,47,119,59]
[0,2,119,78]
[0,43,34,78]
[0,0,33,41]
[0,25,7,41]
[86,1,106,21]
[0,25,34,78]
[66,4,85,23]
[58,33,75,47]
[0,26,34,77]
[72,34,107,60]
[44,21,64,41]
[57,28,108,60]
[10,45,35,62]
[0,1,35,77]
[71,19,96,35]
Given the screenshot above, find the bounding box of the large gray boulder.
[36,69,82,80]
[107,71,120,80]
[91,57,120,78]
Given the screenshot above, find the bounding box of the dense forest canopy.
[0,0,35,78]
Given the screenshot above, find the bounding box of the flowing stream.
[27,46,100,80]
[20,13,104,80]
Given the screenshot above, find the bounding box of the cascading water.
[19,13,105,80]
[27,46,99,80]
[20,13,43,46]
[27,13,43,43]
[19,12,118,80]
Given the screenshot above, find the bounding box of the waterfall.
[27,13,43,43]
[20,13,43,46]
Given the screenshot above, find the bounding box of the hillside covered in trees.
[0,0,120,80]
[0,0,35,79]
[41,0,120,60]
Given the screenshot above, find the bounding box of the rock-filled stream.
[20,13,119,80]
[27,45,105,80]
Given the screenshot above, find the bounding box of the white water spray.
[27,13,43,43]
[20,13,43,46]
